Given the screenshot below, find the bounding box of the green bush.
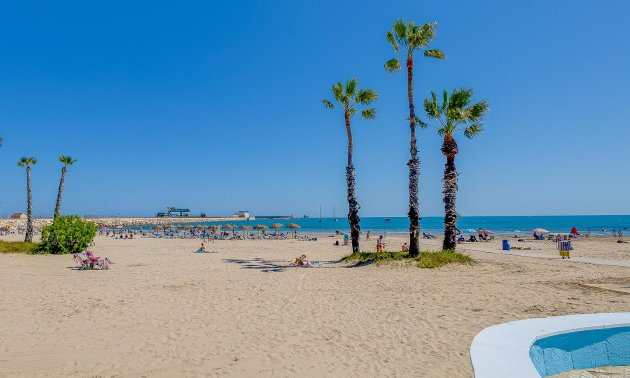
[40,215,97,254]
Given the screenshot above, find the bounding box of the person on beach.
[196,242,206,253]
[366,231,370,241]
[343,233,349,246]
[376,235,385,252]
[291,255,312,267]
[478,228,484,241]
[401,242,408,252]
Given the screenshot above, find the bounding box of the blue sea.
[151,215,630,237]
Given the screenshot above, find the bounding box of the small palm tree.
[54,155,77,218]
[424,88,489,250]
[385,19,445,258]
[322,79,378,253]
[17,157,37,242]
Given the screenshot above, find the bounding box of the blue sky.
[1,0,629,218]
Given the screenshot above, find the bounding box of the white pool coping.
[470,312,630,377]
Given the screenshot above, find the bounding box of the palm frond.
[386,31,398,52]
[59,155,77,165]
[361,107,376,120]
[17,156,37,167]
[464,123,483,139]
[392,19,407,45]
[346,79,358,96]
[322,99,334,109]
[347,107,357,117]
[418,21,437,44]
[415,116,428,128]
[424,92,441,119]
[384,58,401,72]
[468,100,489,121]
[355,88,378,105]
[424,49,445,59]
[448,88,473,113]
[332,82,344,102]
[424,88,489,139]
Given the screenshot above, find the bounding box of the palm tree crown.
[424,88,489,142]
[17,157,37,167]
[59,155,77,166]
[322,79,378,118]
[384,19,445,72]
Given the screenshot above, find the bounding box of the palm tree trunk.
[54,166,66,218]
[345,111,361,253]
[406,55,421,257]
[25,166,34,243]
[441,135,459,251]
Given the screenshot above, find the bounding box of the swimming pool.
[530,326,630,376]
[470,313,630,377]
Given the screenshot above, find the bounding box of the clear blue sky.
[1,0,629,218]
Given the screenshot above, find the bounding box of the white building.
[233,210,252,220]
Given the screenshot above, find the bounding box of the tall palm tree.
[322,79,378,253]
[54,155,77,218]
[384,19,445,258]
[17,157,37,242]
[424,88,489,250]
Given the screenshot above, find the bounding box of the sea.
[149,215,630,237]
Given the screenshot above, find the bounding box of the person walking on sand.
[376,235,385,252]
[366,231,370,241]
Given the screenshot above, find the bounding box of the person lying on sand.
[291,255,314,267]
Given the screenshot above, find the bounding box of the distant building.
[233,210,251,220]
[10,213,27,219]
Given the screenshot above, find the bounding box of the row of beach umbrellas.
[145,223,302,232]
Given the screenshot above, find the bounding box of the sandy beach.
[1,233,629,377]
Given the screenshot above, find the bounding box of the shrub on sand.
[343,250,473,269]
[0,240,40,254]
[40,215,96,255]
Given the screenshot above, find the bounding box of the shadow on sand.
[222,258,351,272]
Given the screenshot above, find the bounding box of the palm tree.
[54,155,77,218]
[423,88,489,250]
[384,19,445,258]
[17,157,37,242]
[322,79,377,253]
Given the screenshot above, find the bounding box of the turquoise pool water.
[529,326,630,377]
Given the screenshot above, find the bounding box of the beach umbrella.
[222,224,234,235]
[287,223,300,238]
[240,224,252,238]
[270,223,284,233]
[532,228,550,234]
[464,228,477,233]
[254,224,267,236]
[570,226,579,235]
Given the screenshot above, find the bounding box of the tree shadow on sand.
[223,258,343,273]
[223,258,289,272]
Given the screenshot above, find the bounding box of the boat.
[384,217,391,223]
